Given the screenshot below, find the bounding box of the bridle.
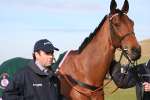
[109,13,135,49]
[109,12,137,66]
[59,12,137,98]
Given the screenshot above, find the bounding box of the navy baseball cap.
[34,39,59,53]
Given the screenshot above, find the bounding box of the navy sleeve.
[50,75,67,100]
[2,72,24,100]
[109,60,137,88]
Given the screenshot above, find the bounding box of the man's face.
[35,50,54,68]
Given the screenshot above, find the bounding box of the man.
[2,39,62,100]
[109,59,150,100]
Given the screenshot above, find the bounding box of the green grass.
[104,80,136,100]
[105,87,136,100]
[138,56,149,64]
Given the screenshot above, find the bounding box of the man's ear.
[34,51,40,58]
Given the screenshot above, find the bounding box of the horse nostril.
[132,47,141,54]
[131,47,141,60]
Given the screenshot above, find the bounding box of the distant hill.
[115,39,150,64]
[139,39,150,63]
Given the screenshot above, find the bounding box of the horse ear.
[121,0,129,14]
[110,0,117,14]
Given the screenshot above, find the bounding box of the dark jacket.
[0,57,30,98]
[109,60,150,100]
[2,60,61,100]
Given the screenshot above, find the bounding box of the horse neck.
[79,17,115,84]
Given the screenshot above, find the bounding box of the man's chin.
[45,63,52,67]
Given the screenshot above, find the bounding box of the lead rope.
[104,50,124,95]
[107,50,124,94]
[107,49,137,95]
[108,51,124,94]
[120,49,145,100]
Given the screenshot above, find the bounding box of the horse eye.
[114,23,120,27]
[113,22,120,28]
[111,17,120,27]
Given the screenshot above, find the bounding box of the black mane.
[78,15,107,53]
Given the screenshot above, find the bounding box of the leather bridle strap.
[108,13,135,48]
[109,21,134,43]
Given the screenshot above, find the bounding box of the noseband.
[109,13,135,49]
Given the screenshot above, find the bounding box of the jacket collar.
[28,60,55,78]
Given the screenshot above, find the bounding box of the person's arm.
[143,60,150,92]
[2,73,24,100]
[109,60,137,88]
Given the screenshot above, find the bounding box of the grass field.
[104,80,136,100]
[105,87,136,100]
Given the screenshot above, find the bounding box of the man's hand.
[143,82,150,92]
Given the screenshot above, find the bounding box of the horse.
[57,0,141,100]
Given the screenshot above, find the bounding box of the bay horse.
[57,0,141,100]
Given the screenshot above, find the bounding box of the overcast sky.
[0,0,150,64]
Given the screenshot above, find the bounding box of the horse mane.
[78,15,107,53]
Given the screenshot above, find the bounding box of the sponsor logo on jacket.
[33,83,43,87]
[0,73,9,89]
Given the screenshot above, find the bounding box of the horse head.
[109,0,141,61]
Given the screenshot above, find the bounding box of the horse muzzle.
[129,47,141,61]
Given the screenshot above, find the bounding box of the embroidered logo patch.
[33,83,43,87]
[0,73,9,89]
